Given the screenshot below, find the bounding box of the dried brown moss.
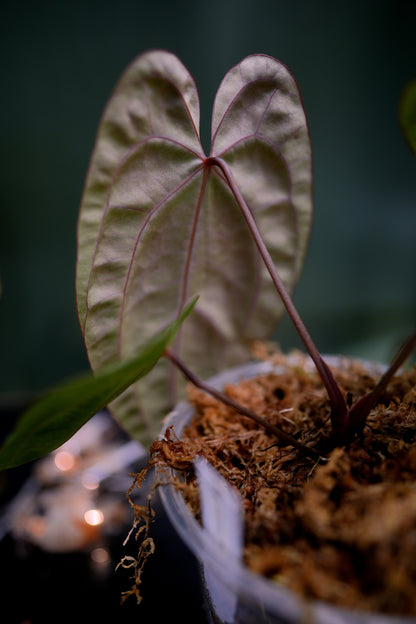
[149,348,416,616]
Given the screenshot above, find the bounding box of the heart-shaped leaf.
[0,299,196,470]
[76,50,313,445]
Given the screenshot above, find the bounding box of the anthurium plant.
[0,50,415,471]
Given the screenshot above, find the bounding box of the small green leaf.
[0,299,196,470]
[399,78,416,158]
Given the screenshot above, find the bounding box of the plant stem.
[209,157,348,431]
[345,326,416,437]
[164,348,325,462]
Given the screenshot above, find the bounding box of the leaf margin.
[399,77,416,158]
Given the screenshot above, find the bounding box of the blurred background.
[1,0,416,400]
[1,0,415,621]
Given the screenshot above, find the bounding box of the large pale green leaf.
[0,299,196,470]
[76,50,313,444]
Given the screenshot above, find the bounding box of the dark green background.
[1,0,415,400]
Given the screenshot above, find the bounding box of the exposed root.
[118,427,204,604]
[117,467,156,604]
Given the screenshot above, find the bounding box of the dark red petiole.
[207,157,416,443]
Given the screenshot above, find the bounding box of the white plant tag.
[194,456,244,622]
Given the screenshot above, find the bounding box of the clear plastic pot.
[158,360,415,624]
